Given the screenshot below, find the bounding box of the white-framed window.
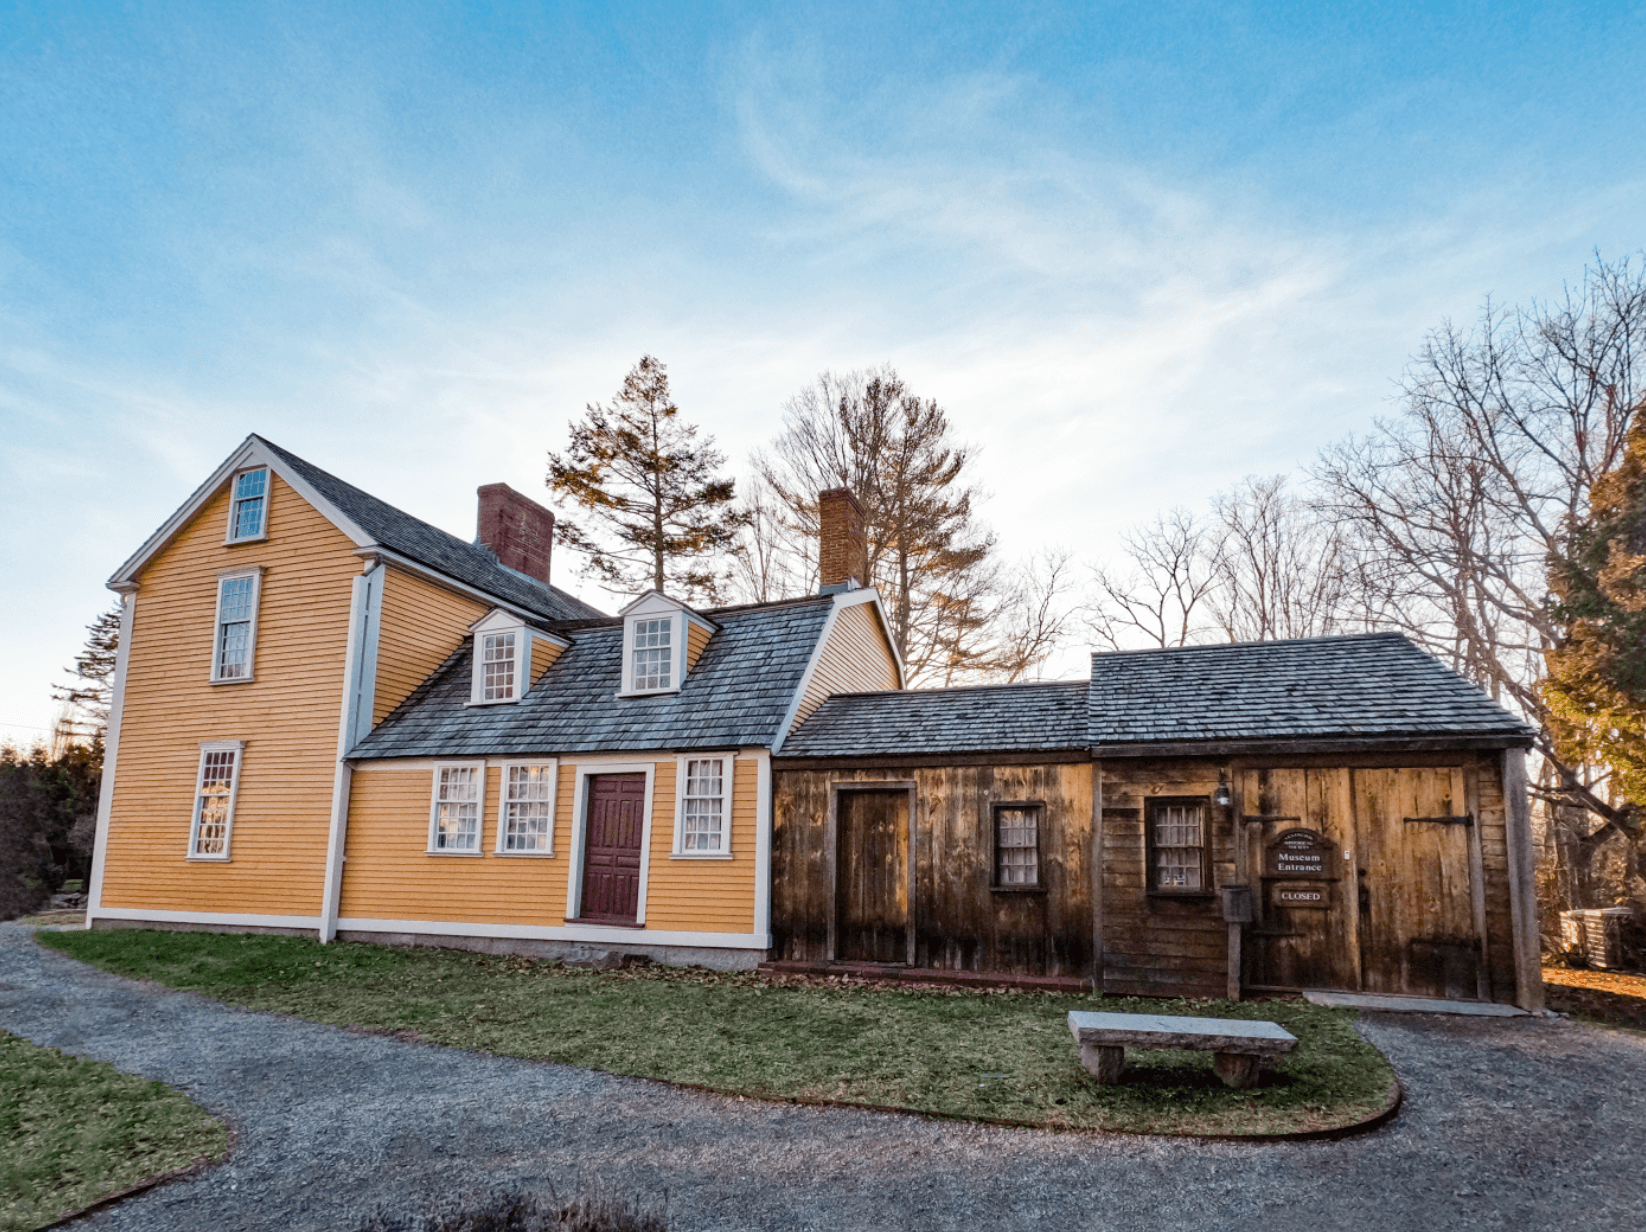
[673,755,732,856]
[428,763,485,854]
[481,632,517,701]
[1148,798,1208,892]
[497,761,557,855]
[631,616,673,692]
[211,567,263,683]
[188,741,244,859]
[225,467,269,542]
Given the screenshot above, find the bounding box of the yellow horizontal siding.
[642,757,757,933]
[101,474,360,917]
[530,636,563,685]
[794,601,898,727]
[340,756,758,935]
[686,621,712,670]
[372,568,488,723]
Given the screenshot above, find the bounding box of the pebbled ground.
[3,922,1643,1232]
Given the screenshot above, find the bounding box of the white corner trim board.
[335,917,771,949]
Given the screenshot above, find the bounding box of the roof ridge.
[1090,631,1407,660]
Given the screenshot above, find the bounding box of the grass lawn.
[0,1030,227,1232]
[39,929,1396,1137]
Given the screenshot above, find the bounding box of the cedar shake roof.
[351,595,835,758]
[779,632,1532,758]
[1086,632,1534,747]
[776,681,1090,757]
[258,437,604,623]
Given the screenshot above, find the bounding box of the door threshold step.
[1302,989,1528,1017]
[759,960,1091,994]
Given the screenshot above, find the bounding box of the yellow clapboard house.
[87,436,901,968]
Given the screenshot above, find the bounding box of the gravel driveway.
[3,923,1643,1232]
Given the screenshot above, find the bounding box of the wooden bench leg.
[1078,1043,1126,1083]
[1213,1052,1261,1089]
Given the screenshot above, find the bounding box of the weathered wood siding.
[101,475,359,917]
[372,567,489,724]
[772,763,1094,977]
[1099,759,1231,999]
[793,603,899,728]
[340,754,759,934]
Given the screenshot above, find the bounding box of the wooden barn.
[770,634,1543,1010]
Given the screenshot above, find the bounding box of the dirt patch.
[1544,965,1646,1031]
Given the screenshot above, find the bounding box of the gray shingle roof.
[352,596,835,758]
[1088,632,1533,746]
[259,437,604,623]
[778,681,1091,757]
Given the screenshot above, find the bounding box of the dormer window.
[481,632,517,700]
[631,618,673,691]
[618,592,717,697]
[468,608,567,706]
[226,468,269,542]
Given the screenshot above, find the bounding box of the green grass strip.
[40,929,1395,1137]
[0,1028,227,1232]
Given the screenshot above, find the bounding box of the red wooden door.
[580,774,647,922]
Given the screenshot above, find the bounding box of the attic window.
[226,468,269,542]
[481,633,517,700]
[631,617,673,692]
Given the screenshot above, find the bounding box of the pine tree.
[1543,406,1646,812]
[52,603,121,756]
[548,356,746,603]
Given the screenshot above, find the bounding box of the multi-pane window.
[481,633,517,701]
[430,765,482,851]
[189,745,241,858]
[994,804,1041,887]
[501,764,554,852]
[631,617,673,691]
[681,758,725,852]
[1149,800,1207,891]
[228,468,268,540]
[214,573,259,681]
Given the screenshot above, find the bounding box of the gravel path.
[3,923,1643,1232]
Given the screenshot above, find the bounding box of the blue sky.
[2,1,1644,737]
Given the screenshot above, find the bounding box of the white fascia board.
[853,587,906,689]
[358,547,552,624]
[336,917,770,949]
[618,590,680,617]
[107,435,374,590]
[87,908,322,930]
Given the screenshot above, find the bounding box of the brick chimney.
[818,487,867,594]
[476,484,554,586]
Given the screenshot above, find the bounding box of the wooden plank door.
[836,789,909,963]
[1241,768,1360,993]
[1353,767,1479,999]
[580,774,647,923]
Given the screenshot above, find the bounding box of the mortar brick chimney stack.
[477,484,555,586]
[818,487,867,594]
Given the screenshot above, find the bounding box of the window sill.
[670,851,734,860]
[1147,890,1217,900]
[615,688,680,699]
[425,848,484,857]
[989,884,1046,894]
[221,533,269,546]
[186,854,232,862]
[494,849,557,858]
[563,917,645,929]
[465,698,522,707]
[209,675,256,686]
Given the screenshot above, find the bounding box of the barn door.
[1353,768,1480,1000]
[580,774,646,923]
[1241,768,1361,993]
[836,789,909,963]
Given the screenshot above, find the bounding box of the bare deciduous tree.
[1084,508,1223,651]
[994,548,1079,682]
[1209,476,1357,642]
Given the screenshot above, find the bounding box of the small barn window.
[993,803,1043,888]
[1148,798,1208,892]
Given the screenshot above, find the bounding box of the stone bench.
[1067,1011,1298,1089]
